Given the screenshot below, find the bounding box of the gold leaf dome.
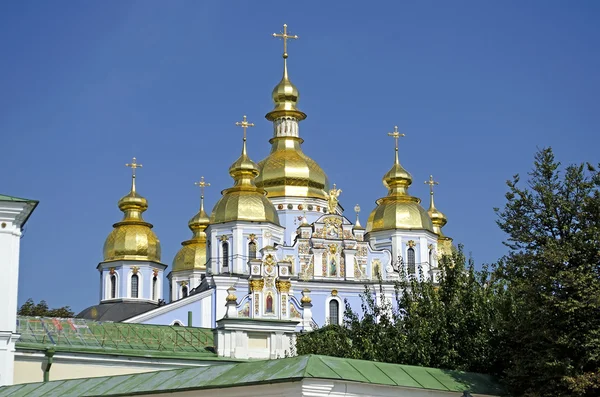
[256,137,329,200]
[211,122,280,225]
[425,175,450,239]
[366,132,433,233]
[172,196,210,272]
[103,188,161,262]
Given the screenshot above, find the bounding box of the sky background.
[1,0,598,312]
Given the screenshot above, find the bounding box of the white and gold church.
[75,24,453,336]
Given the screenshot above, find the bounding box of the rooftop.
[0,194,37,203]
[0,354,506,396]
[16,316,219,360]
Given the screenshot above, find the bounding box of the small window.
[182,286,188,298]
[222,241,229,268]
[428,249,433,265]
[131,274,139,298]
[407,247,416,275]
[110,275,116,299]
[248,241,257,260]
[152,276,157,300]
[329,300,340,325]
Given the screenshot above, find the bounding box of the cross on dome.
[125,157,143,192]
[194,176,210,211]
[272,23,299,58]
[424,175,439,195]
[235,115,255,142]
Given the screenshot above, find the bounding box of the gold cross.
[387,126,406,152]
[235,115,255,141]
[194,176,210,198]
[272,24,298,57]
[125,157,142,191]
[424,175,439,195]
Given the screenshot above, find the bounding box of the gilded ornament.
[152,268,159,277]
[407,240,416,248]
[326,184,342,214]
[109,267,116,275]
[249,279,265,292]
[219,235,229,242]
[328,244,337,254]
[248,233,257,242]
[276,280,291,293]
[180,281,188,287]
[298,204,303,210]
[226,287,237,302]
[131,266,140,275]
[300,288,312,304]
[331,289,338,297]
[264,254,276,266]
[278,204,284,210]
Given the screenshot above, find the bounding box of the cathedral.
[76,24,453,331]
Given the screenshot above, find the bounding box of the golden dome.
[256,137,329,199]
[211,122,280,225]
[172,183,210,272]
[103,171,161,262]
[366,131,433,233]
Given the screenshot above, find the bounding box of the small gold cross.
[125,157,142,191]
[387,126,406,152]
[424,175,439,195]
[194,176,210,198]
[235,115,255,141]
[272,24,298,57]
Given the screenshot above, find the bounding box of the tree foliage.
[494,148,600,396]
[297,245,502,375]
[18,298,75,318]
[297,148,600,397]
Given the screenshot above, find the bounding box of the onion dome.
[366,129,433,233]
[256,24,329,200]
[211,117,280,225]
[172,178,211,272]
[425,175,449,238]
[103,158,161,262]
[256,137,329,199]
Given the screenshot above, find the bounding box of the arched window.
[222,241,229,268]
[110,274,116,299]
[328,300,340,325]
[182,286,188,298]
[131,274,139,298]
[407,247,416,275]
[152,276,157,301]
[248,241,257,260]
[428,249,433,265]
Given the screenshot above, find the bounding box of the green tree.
[18,298,75,318]
[494,148,600,396]
[297,245,502,375]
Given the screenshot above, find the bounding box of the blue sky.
[1,1,598,312]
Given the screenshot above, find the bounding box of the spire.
[383,126,413,196]
[266,24,306,121]
[119,157,148,223]
[354,204,364,229]
[229,115,259,187]
[425,175,449,237]
[194,176,210,214]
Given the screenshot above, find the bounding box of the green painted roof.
[16,316,219,360]
[0,194,37,202]
[0,355,506,396]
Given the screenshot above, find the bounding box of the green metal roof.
[16,316,219,360]
[0,354,506,396]
[0,194,37,202]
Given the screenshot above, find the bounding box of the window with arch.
[248,241,257,260]
[328,299,340,325]
[110,274,116,299]
[152,276,158,301]
[407,247,416,275]
[182,285,188,298]
[222,241,229,268]
[428,249,433,266]
[131,274,139,298]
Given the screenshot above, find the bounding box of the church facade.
[77,24,453,332]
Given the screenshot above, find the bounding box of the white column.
[312,249,324,277]
[0,200,35,386]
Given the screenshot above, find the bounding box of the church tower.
[255,24,334,245]
[425,175,453,260]
[206,116,284,321]
[169,177,211,300]
[0,194,37,386]
[365,128,439,279]
[99,158,166,304]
